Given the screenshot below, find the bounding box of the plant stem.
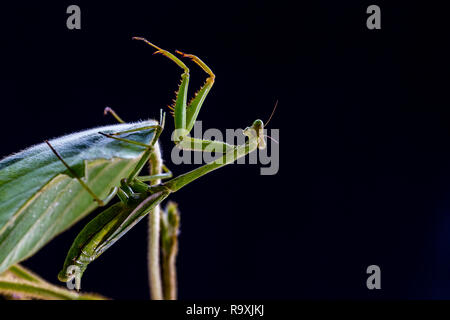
[148,143,163,300]
[162,254,176,300]
[7,264,45,284]
[161,202,180,300]
[0,278,106,300]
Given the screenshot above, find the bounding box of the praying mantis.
[0,37,267,292]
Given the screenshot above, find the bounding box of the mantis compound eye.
[253,119,264,129]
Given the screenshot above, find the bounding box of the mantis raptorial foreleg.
[134,38,236,154]
[174,49,215,133]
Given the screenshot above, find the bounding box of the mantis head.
[244,119,266,150]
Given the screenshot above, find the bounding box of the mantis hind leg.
[45,141,117,206]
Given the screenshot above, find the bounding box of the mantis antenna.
[264,134,279,144]
[262,100,279,144]
[265,99,278,127]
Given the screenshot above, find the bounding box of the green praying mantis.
[0,38,267,290]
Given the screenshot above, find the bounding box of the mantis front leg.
[134,37,236,154]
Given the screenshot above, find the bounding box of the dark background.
[2,1,450,299]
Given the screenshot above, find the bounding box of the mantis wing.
[0,120,157,273]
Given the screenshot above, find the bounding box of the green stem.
[7,264,45,284]
[0,278,106,300]
[162,253,177,300]
[161,202,180,300]
[148,144,164,300]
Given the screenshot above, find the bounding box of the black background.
[2,1,450,299]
